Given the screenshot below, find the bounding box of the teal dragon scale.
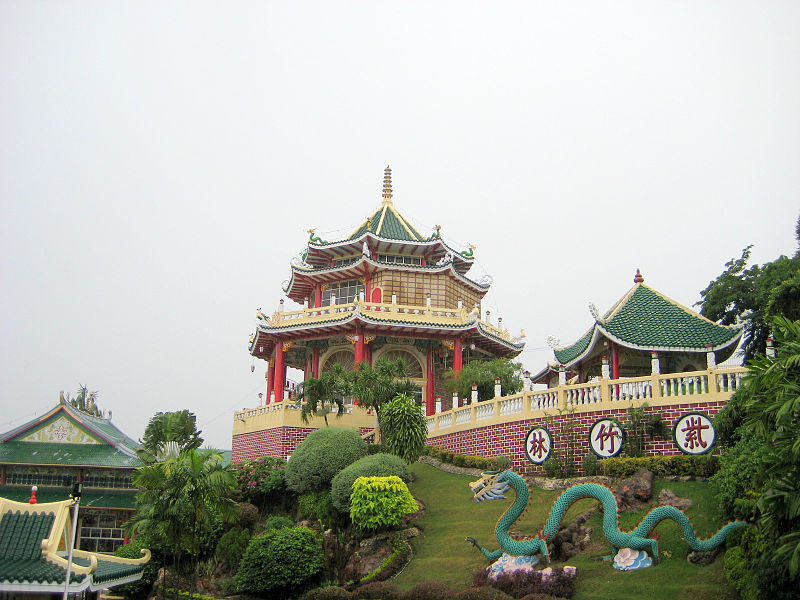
[465,470,747,564]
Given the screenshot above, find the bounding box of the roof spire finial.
[382,165,393,206]
[634,268,644,283]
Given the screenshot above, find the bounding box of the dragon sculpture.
[465,470,747,565]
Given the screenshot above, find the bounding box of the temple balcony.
[259,298,519,344]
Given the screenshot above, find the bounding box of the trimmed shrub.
[299,586,353,600]
[400,581,454,600]
[113,538,159,599]
[215,526,251,571]
[350,476,417,531]
[352,581,402,600]
[296,491,346,529]
[366,443,389,455]
[234,526,324,598]
[262,515,295,531]
[331,453,412,512]
[455,587,513,600]
[709,433,768,520]
[382,394,427,463]
[237,502,260,530]
[600,454,718,478]
[285,427,368,494]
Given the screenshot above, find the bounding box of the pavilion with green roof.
[532,269,743,386]
[0,399,142,554]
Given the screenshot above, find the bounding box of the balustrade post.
[651,373,661,398]
[435,396,442,414]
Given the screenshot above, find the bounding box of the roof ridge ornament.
[546,335,561,349]
[589,302,601,321]
[634,268,644,283]
[382,165,393,206]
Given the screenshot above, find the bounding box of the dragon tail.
[635,505,748,551]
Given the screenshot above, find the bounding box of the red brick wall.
[426,401,727,475]
[232,426,375,464]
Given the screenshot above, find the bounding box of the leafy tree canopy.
[297,363,350,426]
[139,410,203,463]
[444,358,524,401]
[348,356,416,420]
[697,241,800,362]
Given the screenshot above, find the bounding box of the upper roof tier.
[552,270,743,367]
[299,166,476,273]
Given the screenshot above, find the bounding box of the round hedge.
[285,427,369,494]
[330,453,412,512]
[235,526,323,598]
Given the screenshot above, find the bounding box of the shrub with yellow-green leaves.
[349,476,417,531]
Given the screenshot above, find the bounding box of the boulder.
[614,469,654,511]
[687,546,722,567]
[658,488,692,511]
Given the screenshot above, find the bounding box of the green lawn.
[396,462,737,600]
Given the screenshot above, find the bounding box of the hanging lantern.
[250,361,255,373]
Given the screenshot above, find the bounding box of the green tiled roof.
[553,284,741,366]
[0,441,142,468]
[0,509,86,585]
[348,204,425,242]
[75,557,144,584]
[554,329,594,364]
[602,285,741,349]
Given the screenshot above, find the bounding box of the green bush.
[709,433,769,520]
[600,454,719,478]
[724,545,757,600]
[366,443,388,455]
[352,580,402,600]
[299,585,353,600]
[331,453,412,513]
[382,394,427,463]
[350,476,418,531]
[235,526,324,598]
[421,446,511,471]
[581,452,599,476]
[400,581,454,600]
[262,514,295,531]
[296,491,341,528]
[215,526,251,571]
[285,427,369,494]
[112,538,159,599]
[455,587,513,600]
[234,456,287,506]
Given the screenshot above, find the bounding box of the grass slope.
[397,462,736,600]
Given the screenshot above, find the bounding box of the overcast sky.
[1,2,798,450]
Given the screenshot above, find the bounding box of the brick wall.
[427,401,727,475]
[232,426,375,464]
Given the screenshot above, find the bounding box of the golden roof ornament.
[634,268,644,283]
[382,165,393,206]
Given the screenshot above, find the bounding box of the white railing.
[455,407,472,425]
[717,370,743,392]
[566,382,603,406]
[476,402,495,420]
[499,394,524,416]
[437,413,453,428]
[530,389,558,411]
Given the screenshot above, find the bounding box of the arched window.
[379,349,424,378]
[321,349,355,372]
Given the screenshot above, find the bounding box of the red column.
[425,344,435,416]
[314,284,322,308]
[611,341,620,379]
[453,338,463,374]
[355,327,365,366]
[364,276,371,302]
[312,347,320,378]
[266,357,275,403]
[274,342,285,402]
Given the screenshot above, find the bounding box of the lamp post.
[63,482,82,600]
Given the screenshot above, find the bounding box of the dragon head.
[469,470,511,503]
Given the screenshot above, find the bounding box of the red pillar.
[266,357,275,403]
[274,342,285,402]
[453,338,463,374]
[355,327,365,366]
[314,284,322,308]
[611,341,620,379]
[425,344,435,416]
[312,347,320,378]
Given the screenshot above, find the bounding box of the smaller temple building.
[531,269,743,387]
[0,399,142,554]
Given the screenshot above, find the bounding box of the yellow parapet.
[233,402,379,436]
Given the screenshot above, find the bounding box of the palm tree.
[128,448,237,598]
[349,357,416,424]
[138,410,204,463]
[297,363,350,425]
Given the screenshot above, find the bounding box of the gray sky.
[1,2,798,450]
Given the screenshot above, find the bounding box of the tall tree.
[697,245,800,362]
[444,358,523,402]
[381,393,427,464]
[348,357,416,423]
[297,363,350,425]
[139,410,203,463]
[128,448,237,598]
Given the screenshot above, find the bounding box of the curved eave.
[595,323,743,355]
[284,255,490,301]
[249,310,522,360]
[303,233,475,274]
[554,326,603,369]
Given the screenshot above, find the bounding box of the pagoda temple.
[248,167,525,416]
[531,269,743,387]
